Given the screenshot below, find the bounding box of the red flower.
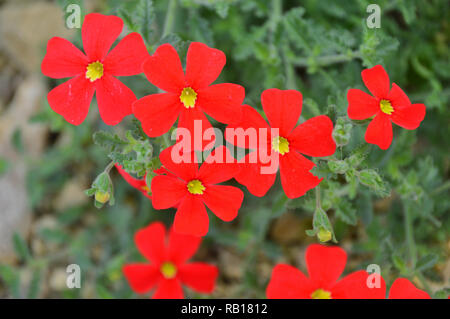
[266,244,386,299]
[115,164,152,200]
[387,278,430,299]
[347,65,426,150]
[151,145,243,236]
[226,89,336,199]
[41,13,149,125]
[133,42,245,150]
[123,222,218,299]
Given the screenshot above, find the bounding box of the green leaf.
[0,265,20,297]
[93,131,127,153]
[27,269,42,299]
[416,254,438,272]
[328,160,349,174]
[138,0,155,44]
[358,169,390,197]
[96,283,114,299]
[0,157,9,176]
[392,255,407,273]
[13,233,31,262]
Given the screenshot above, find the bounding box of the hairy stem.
[404,204,417,268]
[104,161,115,173]
[291,51,362,67]
[162,0,177,37]
[315,185,322,209]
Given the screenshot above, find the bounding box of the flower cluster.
[42,13,429,299]
[123,222,218,299]
[266,244,430,299]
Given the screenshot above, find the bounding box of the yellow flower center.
[86,61,104,82]
[379,99,394,115]
[180,87,197,108]
[272,136,290,155]
[311,288,332,299]
[160,262,177,279]
[141,185,150,193]
[187,179,205,195]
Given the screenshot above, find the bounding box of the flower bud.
[317,227,332,243]
[95,190,110,204]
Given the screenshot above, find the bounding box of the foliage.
[1,0,448,299]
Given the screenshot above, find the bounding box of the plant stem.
[291,51,362,67]
[315,185,321,209]
[104,161,115,173]
[430,180,450,196]
[272,0,282,23]
[162,0,177,37]
[403,204,417,268]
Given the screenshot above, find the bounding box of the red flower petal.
[152,279,184,299]
[266,264,313,299]
[41,37,87,78]
[134,222,167,266]
[197,146,239,185]
[177,107,215,151]
[151,175,187,209]
[332,270,386,299]
[143,43,185,93]
[185,42,226,90]
[178,263,218,293]
[387,83,411,108]
[364,113,393,150]
[159,145,198,182]
[47,75,95,125]
[391,103,426,130]
[361,65,390,98]
[306,244,347,289]
[347,88,379,120]
[388,278,431,299]
[261,89,303,137]
[115,164,151,200]
[174,196,209,236]
[197,83,244,124]
[104,32,149,76]
[279,152,321,199]
[95,74,135,125]
[81,13,123,61]
[122,264,160,294]
[289,115,336,157]
[168,228,202,265]
[115,164,143,189]
[234,154,277,197]
[133,93,181,137]
[202,185,243,222]
[225,105,270,149]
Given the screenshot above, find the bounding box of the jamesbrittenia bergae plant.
[40,12,431,299]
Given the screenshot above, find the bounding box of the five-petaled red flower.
[386,278,430,299]
[266,244,386,299]
[151,145,243,236]
[226,89,336,199]
[133,42,245,150]
[347,65,426,150]
[123,222,218,299]
[41,13,149,125]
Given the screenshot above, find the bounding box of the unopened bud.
[95,190,110,204]
[317,227,332,243]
